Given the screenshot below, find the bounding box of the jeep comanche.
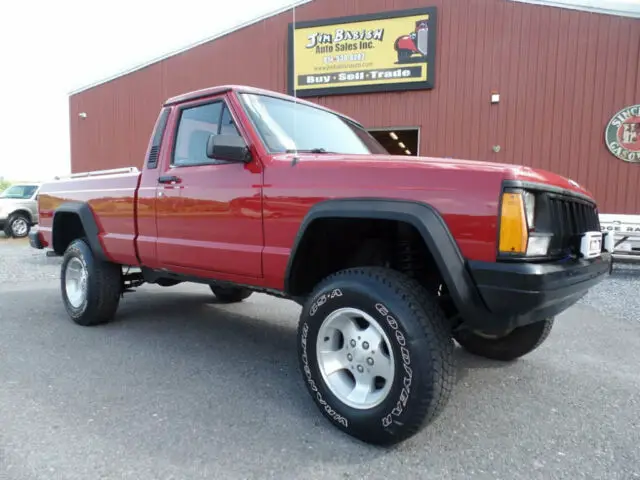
[30,85,613,445]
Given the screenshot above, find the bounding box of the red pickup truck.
[30,85,613,445]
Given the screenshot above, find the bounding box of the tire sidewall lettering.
[374,302,413,429]
[300,321,349,428]
[309,288,343,317]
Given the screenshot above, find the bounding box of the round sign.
[605,104,640,163]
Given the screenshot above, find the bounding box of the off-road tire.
[209,285,252,303]
[453,317,554,361]
[297,267,455,446]
[61,238,122,326]
[4,213,30,238]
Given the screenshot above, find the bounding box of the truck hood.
[315,153,595,199]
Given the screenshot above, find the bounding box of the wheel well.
[52,212,86,255]
[287,218,456,314]
[8,209,32,223]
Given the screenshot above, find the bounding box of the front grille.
[546,194,600,257]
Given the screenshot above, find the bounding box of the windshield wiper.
[285,148,332,154]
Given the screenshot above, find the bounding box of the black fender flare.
[52,202,107,260]
[284,198,490,321]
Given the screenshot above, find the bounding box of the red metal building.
[69,0,640,213]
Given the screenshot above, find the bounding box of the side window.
[173,102,222,167]
[220,105,241,136]
[172,101,242,167]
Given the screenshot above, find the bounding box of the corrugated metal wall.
[69,0,640,213]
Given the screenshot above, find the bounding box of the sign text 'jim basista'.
[288,7,437,97]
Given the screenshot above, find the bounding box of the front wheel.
[4,213,30,238]
[298,267,455,446]
[61,238,122,326]
[453,318,554,361]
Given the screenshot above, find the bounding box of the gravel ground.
[0,237,61,284]
[1,235,639,480]
[581,262,640,325]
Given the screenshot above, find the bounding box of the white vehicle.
[0,183,41,238]
[599,213,640,271]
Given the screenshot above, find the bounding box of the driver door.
[155,94,264,278]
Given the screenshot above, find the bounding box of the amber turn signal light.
[498,192,528,254]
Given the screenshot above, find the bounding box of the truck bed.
[37,167,142,266]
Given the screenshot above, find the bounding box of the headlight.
[498,190,550,257]
[526,234,551,256]
[522,191,535,229]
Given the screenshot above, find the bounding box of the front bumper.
[467,252,610,333]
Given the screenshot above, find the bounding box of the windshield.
[238,93,387,155]
[0,185,38,199]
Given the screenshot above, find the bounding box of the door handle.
[158,175,181,184]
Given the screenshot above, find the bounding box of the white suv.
[0,183,41,238]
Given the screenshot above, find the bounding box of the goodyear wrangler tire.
[297,267,455,446]
[61,238,122,326]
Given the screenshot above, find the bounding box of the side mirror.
[206,134,251,163]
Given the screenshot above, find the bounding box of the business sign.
[288,7,437,97]
[605,104,640,163]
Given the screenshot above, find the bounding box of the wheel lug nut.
[347,354,353,361]
[350,339,356,347]
[357,365,364,373]
[367,357,374,365]
[362,341,369,350]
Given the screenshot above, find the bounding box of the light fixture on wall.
[78,112,87,119]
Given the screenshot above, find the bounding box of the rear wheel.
[209,285,252,303]
[61,238,122,326]
[297,267,455,446]
[4,213,30,238]
[453,318,554,361]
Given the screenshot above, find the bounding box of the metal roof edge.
[507,0,640,18]
[68,0,313,96]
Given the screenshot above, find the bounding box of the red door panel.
[154,94,264,278]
